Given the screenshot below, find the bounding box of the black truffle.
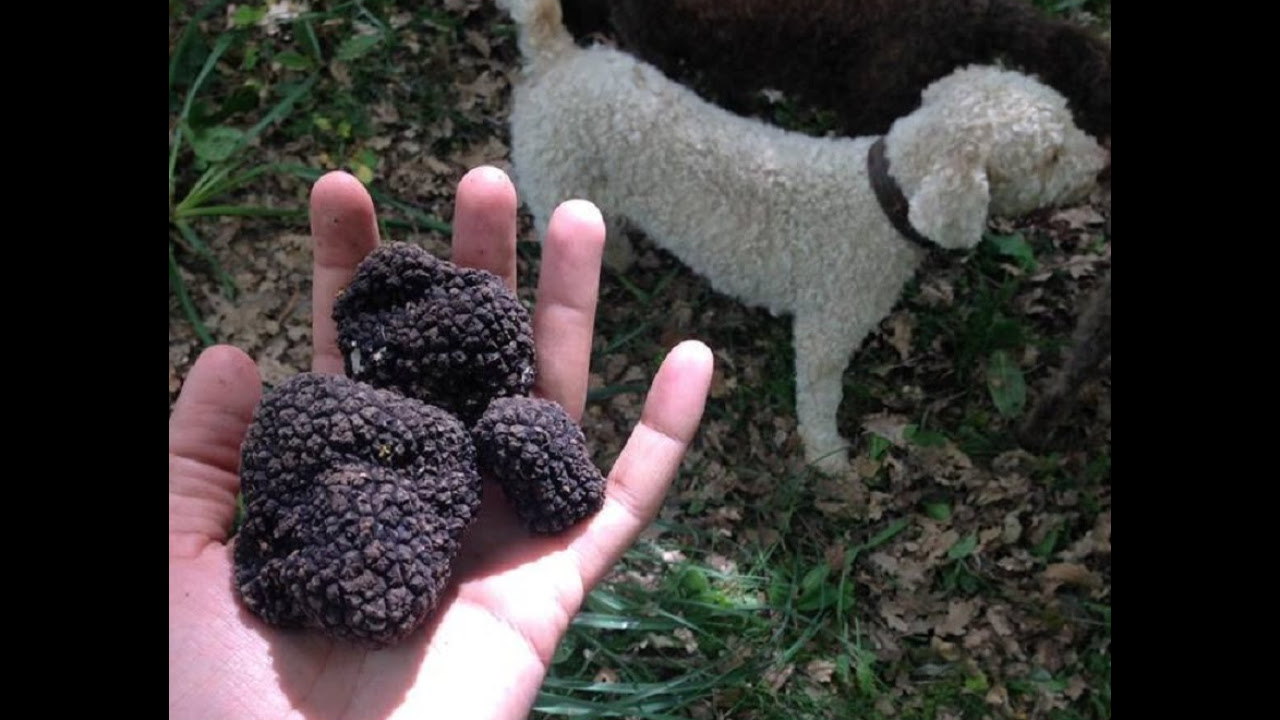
[333,242,536,424]
[234,373,482,646]
[473,397,607,534]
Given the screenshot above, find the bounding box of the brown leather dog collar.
[868,137,937,252]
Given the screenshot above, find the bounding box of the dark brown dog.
[562,0,1110,141]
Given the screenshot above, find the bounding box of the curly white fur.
[501,0,1107,473]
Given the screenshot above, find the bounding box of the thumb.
[168,345,262,558]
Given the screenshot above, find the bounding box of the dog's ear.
[906,142,990,250]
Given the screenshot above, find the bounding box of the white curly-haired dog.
[501,0,1108,474]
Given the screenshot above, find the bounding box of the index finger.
[310,171,380,374]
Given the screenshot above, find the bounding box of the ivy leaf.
[275,51,313,71]
[986,350,1027,418]
[948,533,978,560]
[904,424,947,448]
[986,233,1037,270]
[338,33,381,62]
[232,5,267,26]
[923,500,952,522]
[189,125,246,163]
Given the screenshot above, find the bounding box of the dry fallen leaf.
[674,627,699,654]
[880,606,911,633]
[936,599,979,637]
[763,663,795,692]
[861,413,913,446]
[930,636,961,662]
[1065,674,1088,700]
[986,605,1014,637]
[805,659,837,684]
[886,311,915,361]
[463,29,491,57]
[917,275,956,307]
[1051,206,1105,230]
[1042,563,1102,589]
[1001,512,1024,544]
[707,554,736,575]
[660,549,687,564]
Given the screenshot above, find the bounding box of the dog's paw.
[807,447,852,477]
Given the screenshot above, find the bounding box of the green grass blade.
[298,18,323,64]
[278,165,325,182]
[539,666,761,716]
[596,321,654,357]
[171,32,236,186]
[168,0,230,91]
[180,205,307,219]
[536,671,724,718]
[533,692,690,719]
[233,74,319,156]
[776,610,826,661]
[541,676,712,695]
[586,382,648,403]
[181,163,284,217]
[612,273,652,304]
[581,587,633,614]
[860,517,910,552]
[168,0,233,194]
[380,197,453,234]
[570,612,683,632]
[174,221,237,298]
[169,242,215,347]
[176,75,315,212]
[183,161,241,209]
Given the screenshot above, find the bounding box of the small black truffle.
[473,396,607,534]
[235,373,482,646]
[333,242,536,424]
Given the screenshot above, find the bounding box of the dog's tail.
[498,0,575,68]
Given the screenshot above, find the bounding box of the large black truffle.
[473,396,607,534]
[333,242,536,424]
[234,373,482,646]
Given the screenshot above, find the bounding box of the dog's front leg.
[793,312,866,475]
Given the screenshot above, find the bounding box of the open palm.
[169,168,713,720]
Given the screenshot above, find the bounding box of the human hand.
[169,167,714,720]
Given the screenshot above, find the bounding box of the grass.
[533,459,1113,720]
[534,511,878,719]
[168,1,457,345]
[169,1,316,344]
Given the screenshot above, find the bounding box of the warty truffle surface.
[235,372,482,646]
[474,396,606,534]
[333,242,536,424]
